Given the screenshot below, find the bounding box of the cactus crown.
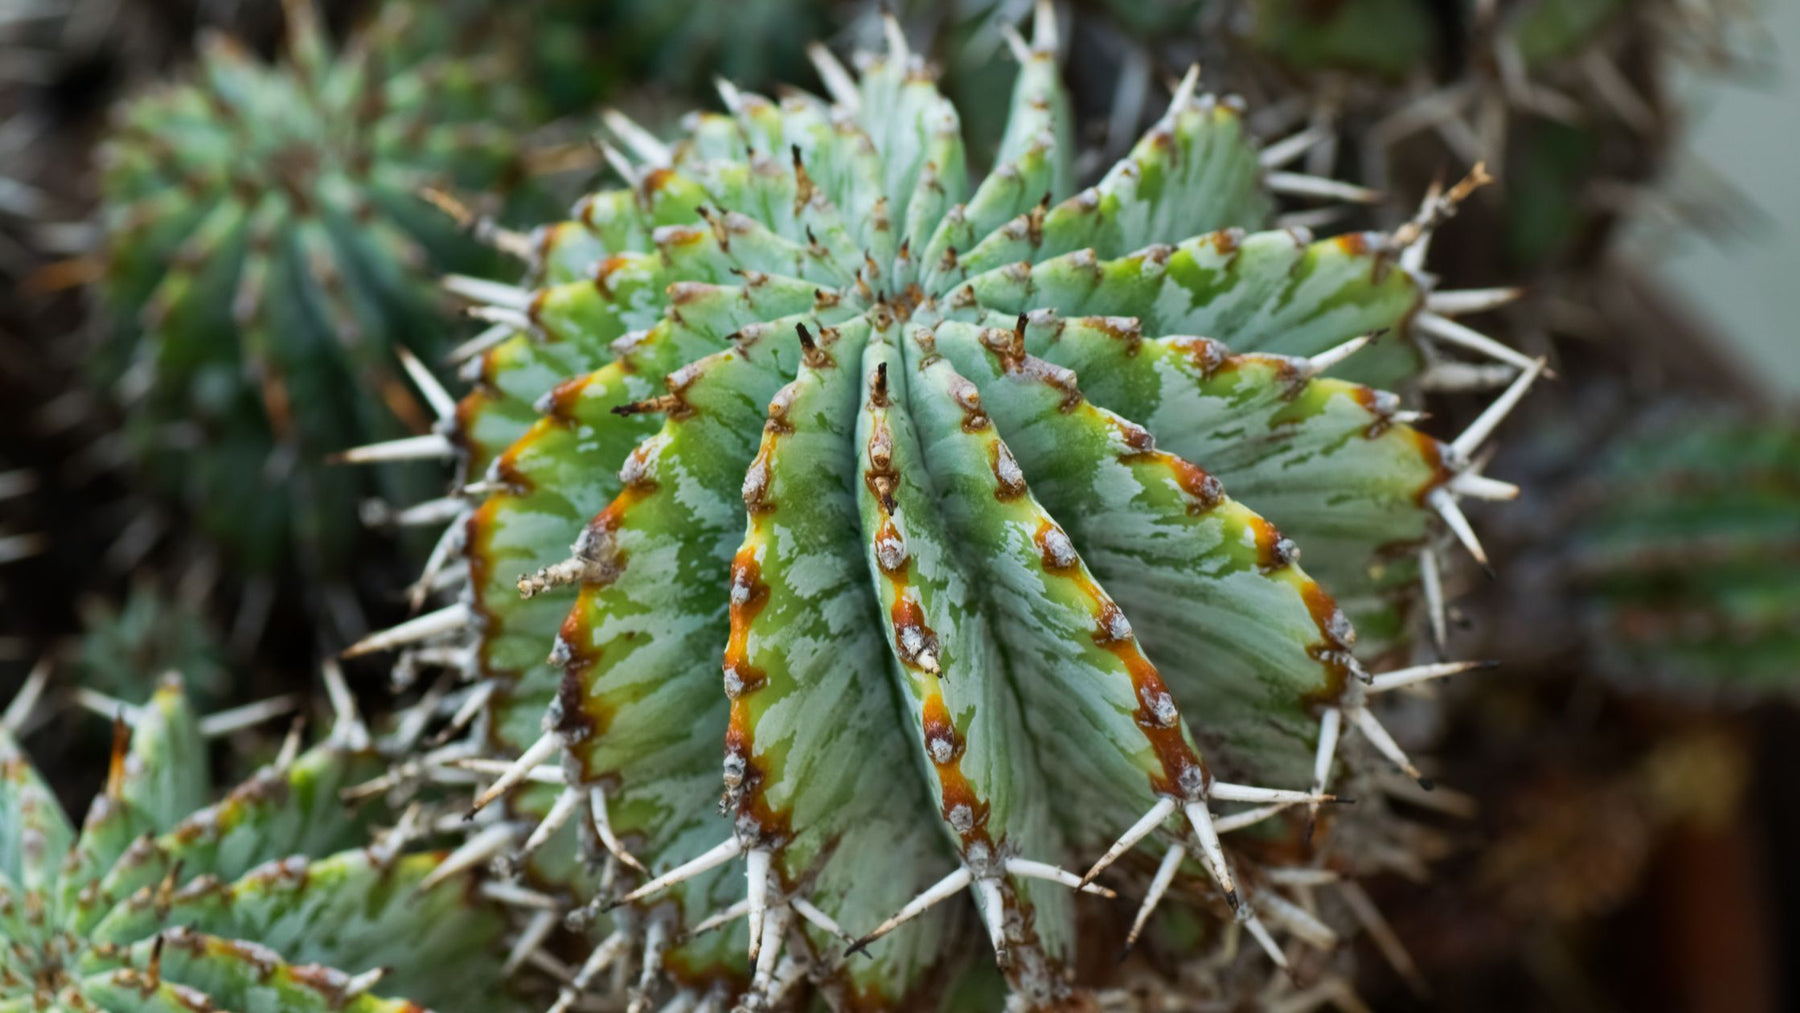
[349,5,1540,1009]
[0,673,516,1012]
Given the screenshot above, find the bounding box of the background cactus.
[89,0,537,590]
[72,583,231,707]
[0,671,520,1012]
[344,7,1540,1009]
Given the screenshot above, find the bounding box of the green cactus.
[90,0,537,579]
[72,585,230,709]
[0,672,520,1012]
[1562,411,1800,696]
[345,6,1539,1009]
[1241,0,1437,80]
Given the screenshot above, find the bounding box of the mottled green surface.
[0,679,518,1012]
[435,14,1461,1008]
[1568,413,1800,694]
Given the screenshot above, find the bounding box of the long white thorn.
[1081,796,1176,886]
[1349,707,1429,787]
[1240,907,1291,970]
[332,433,454,465]
[342,602,470,657]
[975,877,1007,957]
[452,755,564,783]
[848,866,972,953]
[1308,706,1344,836]
[1426,287,1523,317]
[1125,844,1186,951]
[1370,660,1490,694]
[634,920,670,1008]
[442,274,533,310]
[1260,125,1332,169]
[1340,879,1428,996]
[2,660,52,733]
[1306,334,1371,375]
[1265,867,1341,888]
[1420,547,1448,653]
[688,898,751,938]
[613,837,744,908]
[603,109,673,167]
[599,141,640,187]
[1311,708,1342,798]
[341,967,386,999]
[750,904,788,994]
[448,322,514,363]
[1449,470,1520,501]
[589,785,649,874]
[1420,361,1518,392]
[1165,64,1201,120]
[434,679,496,743]
[791,896,855,945]
[376,495,466,528]
[1031,0,1058,52]
[547,931,629,1013]
[0,533,47,565]
[1004,858,1117,898]
[746,848,771,960]
[999,23,1031,65]
[1213,802,1297,834]
[198,695,301,738]
[1416,312,1537,372]
[74,687,140,723]
[0,470,35,502]
[882,11,910,65]
[1267,171,1382,204]
[1256,891,1338,950]
[1346,881,1425,1000]
[1182,801,1238,911]
[713,77,745,116]
[503,909,559,975]
[1450,357,1547,461]
[521,785,584,859]
[420,822,519,889]
[409,517,467,611]
[321,660,368,748]
[470,730,562,816]
[807,43,860,112]
[396,346,457,420]
[1210,783,1338,805]
[1427,488,1489,567]
[480,881,561,910]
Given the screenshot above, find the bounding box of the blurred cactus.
[73,582,230,707]
[89,0,537,583]
[1551,409,1800,698]
[0,672,521,1013]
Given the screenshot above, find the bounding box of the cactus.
[340,6,1544,1009]
[0,670,520,1012]
[1533,409,1800,698]
[89,0,537,581]
[73,584,231,708]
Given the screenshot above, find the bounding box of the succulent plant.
[72,583,231,708]
[89,0,537,581]
[1511,408,1800,698]
[345,6,1542,1009]
[0,670,519,1012]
